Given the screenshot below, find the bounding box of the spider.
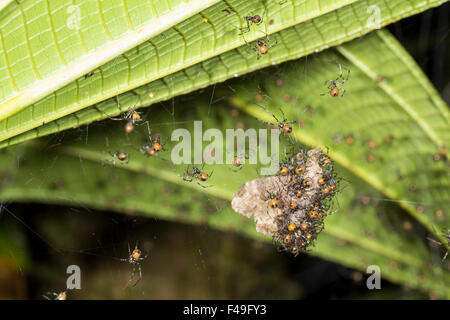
[239,11,265,34]
[120,243,148,288]
[179,165,213,188]
[84,71,94,79]
[104,151,129,166]
[321,64,350,97]
[139,124,165,157]
[262,189,285,220]
[106,101,148,133]
[43,291,67,300]
[256,103,295,135]
[229,151,253,172]
[427,228,449,261]
[244,33,278,59]
[139,135,165,157]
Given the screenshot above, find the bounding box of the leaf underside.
[0,0,448,298]
[0,0,446,146]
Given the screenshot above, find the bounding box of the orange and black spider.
[138,123,166,157]
[321,64,350,97]
[43,291,67,300]
[120,242,148,288]
[104,151,129,166]
[229,151,253,172]
[244,32,278,59]
[104,100,148,133]
[239,11,265,34]
[256,103,295,135]
[139,134,165,157]
[178,165,213,188]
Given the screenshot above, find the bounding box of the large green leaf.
[0,0,220,120]
[1,99,448,297]
[0,0,446,146]
[226,29,449,246]
[1,29,449,297]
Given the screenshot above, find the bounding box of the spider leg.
[197,180,213,188]
[103,113,125,121]
[427,237,442,245]
[239,19,251,35]
[43,292,58,300]
[124,266,136,289]
[320,91,331,96]
[132,264,142,287]
[183,165,190,177]
[268,34,278,48]
[338,63,343,78]
[340,88,346,97]
[230,165,243,173]
[143,121,152,140]
[278,108,287,123]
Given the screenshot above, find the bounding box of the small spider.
[84,71,94,79]
[179,165,213,188]
[43,291,67,300]
[139,124,165,157]
[256,103,295,135]
[106,101,147,133]
[104,151,129,166]
[120,243,148,288]
[140,134,164,156]
[427,228,449,261]
[229,151,253,172]
[244,33,277,59]
[239,11,265,34]
[321,64,350,97]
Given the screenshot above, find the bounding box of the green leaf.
[1,25,449,294]
[1,98,448,297]
[0,0,446,146]
[0,0,221,120]
[226,29,449,249]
